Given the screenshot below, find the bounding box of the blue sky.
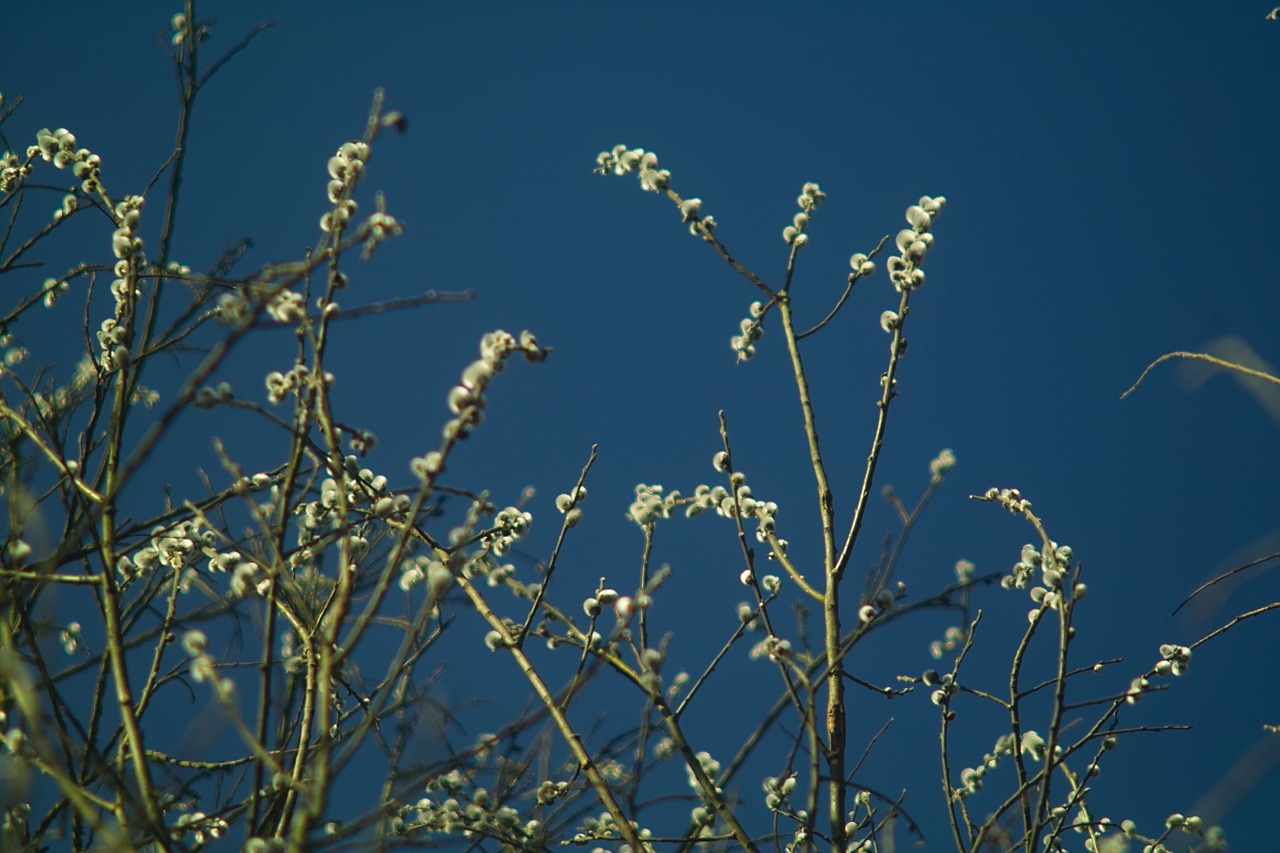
[3,2,1279,848]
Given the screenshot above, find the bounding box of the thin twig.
[1172,550,1280,616]
[797,234,890,340]
[1121,350,1280,400]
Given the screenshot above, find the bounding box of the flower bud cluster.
[461,554,515,588]
[2,725,23,757]
[886,195,944,293]
[264,365,334,405]
[265,288,306,323]
[111,195,145,260]
[348,427,377,454]
[439,330,547,445]
[796,181,826,212]
[594,144,671,192]
[926,670,958,708]
[628,484,676,526]
[1001,541,1079,611]
[216,278,308,327]
[640,644,665,676]
[731,300,765,361]
[1125,675,1150,705]
[611,591,654,624]
[5,127,92,193]
[170,811,228,845]
[194,381,233,408]
[662,670,690,703]
[763,773,798,811]
[928,625,966,659]
[484,621,519,651]
[398,556,454,595]
[130,385,159,408]
[957,765,985,797]
[0,150,30,192]
[362,208,404,259]
[568,811,653,848]
[684,750,722,798]
[182,630,235,701]
[983,486,1032,515]
[96,317,130,371]
[581,585,619,619]
[369,490,411,521]
[213,290,248,327]
[849,251,876,280]
[399,774,540,845]
[2,333,28,366]
[225,553,270,599]
[842,792,875,848]
[1020,730,1048,761]
[954,732,1046,801]
[555,485,588,528]
[1156,643,1192,677]
[169,13,210,48]
[749,634,793,662]
[322,455,386,502]
[295,463,387,531]
[594,145,719,239]
[679,455,787,554]
[736,600,762,627]
[111,539,162,582]
[410,450,445,483]
[535,779,571,806]
[30,128,103,196]
[299,462,354,527]
[1097,816,1226,852]
[762,574,782,593]
[484,507,532,556]
[136,519,212,576]
[1151,816,1224,850]
[858,586,901,626]
[263,367,300,405]
[688,803,717,836]
[208,549,251,577]
[320,141,369,234]
[929,447,956,478]
[5,538,32,566]
[700,479,782,539]
[59,621,83,655]
[782,182,825,246]
[96,195,147,369]
[679,197,704,225]
[52,192,77,223]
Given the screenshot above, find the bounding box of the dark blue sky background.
[4,2,1279,848]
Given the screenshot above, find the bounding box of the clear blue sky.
[3,2,1278,848]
